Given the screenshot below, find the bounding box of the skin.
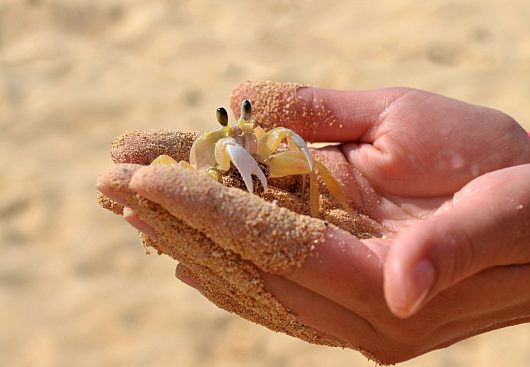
[98,83,530,363]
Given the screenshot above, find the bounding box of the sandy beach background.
[1,1,529,366]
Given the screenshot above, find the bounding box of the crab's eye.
[241,99,252,121]
[216,107,228,126]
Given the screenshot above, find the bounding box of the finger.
[268,236,530,353]
[176,262,343,348]
[230,81,409,143]
[261,272,388,364]
[96,165,157,240]
[380,264,530,351]
[111,129,200,164]
[96,164,143,208]
[384,165,530,318]
[96,190,124,215]
[175,263,203,290]
[130,164,328,273]
[264,257,530,364]
[129,164,390,314]
[122,207,157,240]
[96,164,143,215]
[98,164,335,345]
[433,263,530,321]
[100,165,259,275]
[264,250,530,363]
[99,130,199,211]
[417,267,530,359]
[97,164,359,348]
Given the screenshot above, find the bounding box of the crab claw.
[288,132,314,172]
[215,137,267,194]
[256,127,314,172]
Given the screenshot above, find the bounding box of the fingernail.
[404,259,435,317]
[123,207,158,240]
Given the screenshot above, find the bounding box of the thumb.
[384,164,530,318]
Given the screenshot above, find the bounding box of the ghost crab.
[152,100,352,218]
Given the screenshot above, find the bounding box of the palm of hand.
[262,87,530,361]
[320,89,528,230]
[98,84,530,364]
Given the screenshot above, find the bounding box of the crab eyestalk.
[241,99,252,121]
[216,107,229,127]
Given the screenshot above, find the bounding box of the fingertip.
[123,207,158,240]
[230,80,307,131]
[384,256,435,318]
[384,226,438,318]
[127,165,151,193]
[175,264,203,290]
[96,164,143,207]
[382,243,402,316]
[96,190,124,215]
[128,164,194,206]
[383,260,407,318]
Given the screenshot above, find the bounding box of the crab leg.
[269,150,352,218]
[267,150,312,177]
[150,154,178,165]
[255,128,314,172]
[313,159,355,220]
[214,137,267,194]
[150,155,195,172]
[309,171,320,217]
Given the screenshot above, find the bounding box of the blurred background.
[1,0,529,366]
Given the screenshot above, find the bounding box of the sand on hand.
[97,109,388,362]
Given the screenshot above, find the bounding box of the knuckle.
[438,225,476,286]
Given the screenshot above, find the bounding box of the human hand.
[97,81,530,364]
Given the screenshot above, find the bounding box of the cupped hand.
[97,81,530,364]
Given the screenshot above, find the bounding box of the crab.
[152,100,352,218]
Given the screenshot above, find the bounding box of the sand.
[2,1,530,366]
[97,127,386,359]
